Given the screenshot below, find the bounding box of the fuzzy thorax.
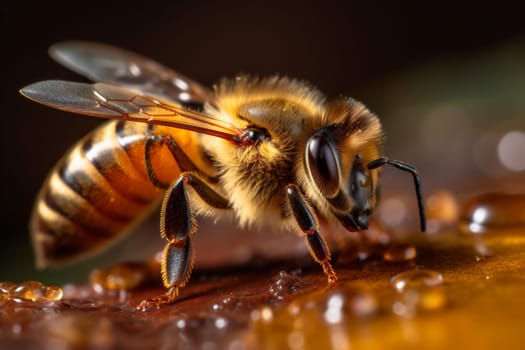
[202,75,384,228]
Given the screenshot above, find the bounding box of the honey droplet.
[0,282,14,302]
[0,281,15,294]
[8,281,62,303]
[10,281,45,302]
[390,269,443,292]
[4,281,63,303]
[43,286,64,301]
[90,262,155,291]
[460,193,525,234]
[383,244,417,262]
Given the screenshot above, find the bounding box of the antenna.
[367,158,426,232]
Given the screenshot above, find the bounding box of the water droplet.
[390,269,443,292]
[268,271,302,300]
[383,243,417,262]
[460,193,525,233]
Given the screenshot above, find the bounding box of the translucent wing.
[49,41,215,105]
[20,80,240,141]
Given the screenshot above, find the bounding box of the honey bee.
[21,41,426,309]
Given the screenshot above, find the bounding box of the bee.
[21,41,426,309]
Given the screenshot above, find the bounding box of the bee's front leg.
[285,184,338,284]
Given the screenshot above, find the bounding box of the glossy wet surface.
[1,220,525,349]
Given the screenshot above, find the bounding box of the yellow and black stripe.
[31,120,210,267]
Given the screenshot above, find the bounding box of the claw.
[136,287,178,311]
[321,260,338,284]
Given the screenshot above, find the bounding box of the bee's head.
[303,98,426,232]
[303,98,381,231]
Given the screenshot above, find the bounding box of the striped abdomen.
[31,120,211,268]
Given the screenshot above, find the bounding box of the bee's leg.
[138,135,230,310]
[137,176,193,310]
[137,172,230,311]
[285,184,338,284]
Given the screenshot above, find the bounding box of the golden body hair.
[203,76,382,228]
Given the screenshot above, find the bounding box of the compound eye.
[306,131,340,197]
[350,157,372,213]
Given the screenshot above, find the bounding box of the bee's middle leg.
[138,135,231,310]
[137,175,194,310]
[137,172,230,310]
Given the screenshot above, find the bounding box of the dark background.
[2,0,525,283]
